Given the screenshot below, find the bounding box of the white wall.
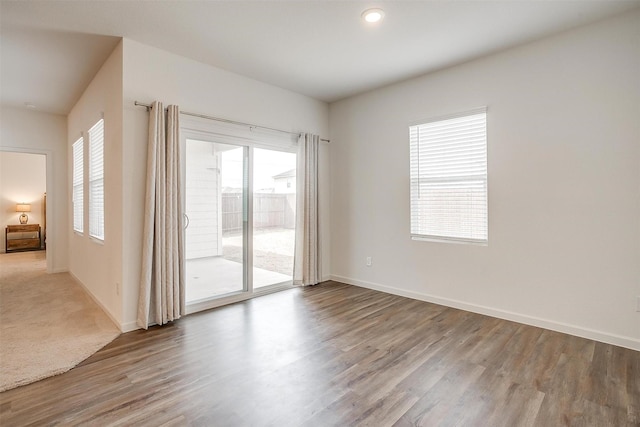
[121,39,330,330]
[185,141,221,260]
[0,107,68,272]
[67,41,124,325]
[329,11,640,350]
[0,152,46,251]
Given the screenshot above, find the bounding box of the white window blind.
[72,137,84,233]
[89,118,104,240]
[409,108,488,244]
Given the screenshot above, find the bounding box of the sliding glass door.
[252,148,297,289]
[183,136,296,308]
[184,140,247,302]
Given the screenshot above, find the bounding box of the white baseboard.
[331,274,640,352]
[120,321,140,333]
[68,273,141,333]
[69,272,123,333]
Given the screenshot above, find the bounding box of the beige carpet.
[0,251,120,392]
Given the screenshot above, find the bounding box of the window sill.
[411,235,488,246]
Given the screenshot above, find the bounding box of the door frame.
[181,116,298,315]
[0,146,53,273]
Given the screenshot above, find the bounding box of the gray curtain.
[293,133,321,286]
[137,102,185,329]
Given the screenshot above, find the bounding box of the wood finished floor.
[1,281,638,426]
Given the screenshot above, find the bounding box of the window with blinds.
[72,137,84,233]
[88,118,104,240]
[409,108,488,244]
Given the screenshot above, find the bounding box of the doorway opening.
[0,151,47,259]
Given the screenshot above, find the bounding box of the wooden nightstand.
[5,224,42,252]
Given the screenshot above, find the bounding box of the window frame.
[409,107,488,245]
[88,118,105,241]
[72,136,84,234]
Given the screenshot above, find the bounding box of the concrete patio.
[185,228,295,303]
[185,256,292,302]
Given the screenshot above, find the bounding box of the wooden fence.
[222,193,295,234]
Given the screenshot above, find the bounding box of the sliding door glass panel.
[252,148,297,289]
[185,139,246,303]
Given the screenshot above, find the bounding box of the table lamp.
[16,203,31,224]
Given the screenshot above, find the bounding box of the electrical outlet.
[366,257,372,267]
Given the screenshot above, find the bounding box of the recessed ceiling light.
[362,8,384,24]
[24,102,36,109]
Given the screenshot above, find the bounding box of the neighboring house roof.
[272,169,296,179]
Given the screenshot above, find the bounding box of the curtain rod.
[134,101,330,143]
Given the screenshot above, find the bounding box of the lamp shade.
[16,203,31,213]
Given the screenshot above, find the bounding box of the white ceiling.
[2,0,639,115]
